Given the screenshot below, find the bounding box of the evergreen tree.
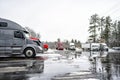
[98,17,105,39]
[71,39,74,43]
[88,14,99,42]
[103,16,112,44]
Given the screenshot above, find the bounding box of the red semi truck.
[56,42,64,50]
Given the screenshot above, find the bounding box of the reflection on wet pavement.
[0,74,28,80]
[89,50,120,80]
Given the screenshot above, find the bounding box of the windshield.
[23,31,30,38]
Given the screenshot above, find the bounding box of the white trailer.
[82,43,108,51]
[82,43,100,51]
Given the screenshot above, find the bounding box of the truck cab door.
[12,31,25,54]
[4,30,13,54]
[0,30,5,54]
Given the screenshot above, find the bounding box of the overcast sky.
[0,0,120,42]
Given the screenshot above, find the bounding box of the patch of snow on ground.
[47,49,55,53]
[82,78,100,80]
[69,71,91,76]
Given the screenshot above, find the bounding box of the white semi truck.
[68,42,76,51]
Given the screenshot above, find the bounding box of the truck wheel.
[24,48,36,58]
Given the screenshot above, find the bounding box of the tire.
[24,48,36,58]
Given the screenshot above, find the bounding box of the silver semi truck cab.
[0,18,43,58]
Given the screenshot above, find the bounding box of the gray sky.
[0,0,120,42]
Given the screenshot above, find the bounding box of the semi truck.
[68,42,76,51]
[0,18,43,58]
[56,42,64,50]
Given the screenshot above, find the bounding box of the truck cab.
[68,43,76,51]
[0,18,43,58]
[56,42,64,50]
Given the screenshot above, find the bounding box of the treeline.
[88,14,120,47]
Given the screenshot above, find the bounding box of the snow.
[75,48,82,53]
[47,49,55,53]
[69,71,91,76]
[83,79,99,80]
